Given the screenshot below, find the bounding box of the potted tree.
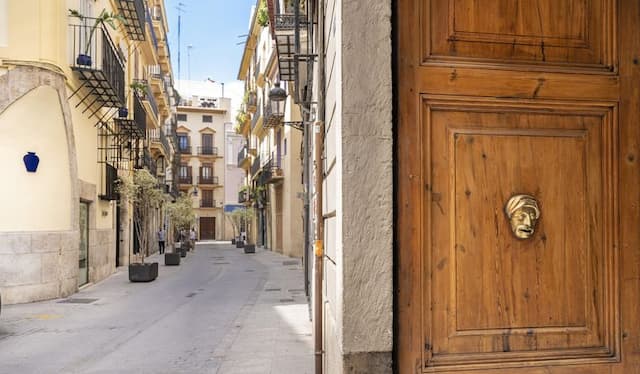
[225,211,239,244]
[130,81,148,100]
[239,208,256,254]
[68,9,125,67]
[118,169,164,282]
[166,193,195,260]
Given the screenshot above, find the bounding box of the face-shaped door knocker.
[504,194,540,239]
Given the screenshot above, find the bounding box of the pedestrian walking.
[157,227,166,254]
[190,228,197,251]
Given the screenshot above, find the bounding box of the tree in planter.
[225,210,242,244]
[118,169,165,281]
[68,8,125,66]
[237,207,256,253]
[166,193,196,254]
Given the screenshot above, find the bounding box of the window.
[178,134,189,152]
[201,164,213,178]
[177,113,187,121]
[179,164,189,177]
[202,115,212,123]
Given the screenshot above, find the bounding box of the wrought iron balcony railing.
[178,145,192,155]
[146,10,158,51]
[251,155,261,177]
[177,174,193,185]
[133,94,146,136]
[69,23,125,108]
[116,0,146,41]
[200,200,216,208]
[197,147,219,156]
[237,146,250,167]
[198,176,219,185]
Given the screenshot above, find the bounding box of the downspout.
[314,0,326,373]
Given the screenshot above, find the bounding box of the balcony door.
[202,133,213,154]
[397,1,640,373]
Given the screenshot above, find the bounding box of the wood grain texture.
[396,0,639,373]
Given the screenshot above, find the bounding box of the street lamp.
[268,81,287,118]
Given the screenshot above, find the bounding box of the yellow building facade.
[237,4,304,259]
[0,0,176,304]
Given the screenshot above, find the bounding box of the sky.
[164,0,257,111]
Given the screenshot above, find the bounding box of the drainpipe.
[314,0,326,372]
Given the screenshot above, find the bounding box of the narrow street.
[0,243,312,374]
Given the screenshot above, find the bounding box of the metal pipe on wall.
[313,0,326,371]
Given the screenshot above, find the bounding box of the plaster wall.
[0,66,80,304]
[282,122,304,259]
[319,0,393,372]
[0,87,72,231]
[340,0,393,369]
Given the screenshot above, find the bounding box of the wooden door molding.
[397,0,640,373]
[421,0,617,72]
[421,97,619,370]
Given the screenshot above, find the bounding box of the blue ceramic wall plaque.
[23,152,40,172]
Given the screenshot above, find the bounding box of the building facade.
[237,3,304,259]
[0,0,177,304]
[175,82,231,241]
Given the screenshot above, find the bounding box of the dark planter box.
[244,244,256,254]
[164,253,180,266]
[180,248,187,257]
[236,240,244,248]
[231,238,236,244]
[129,262,158,282]
[76,54,92,66]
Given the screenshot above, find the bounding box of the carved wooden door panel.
[398,1,640,373]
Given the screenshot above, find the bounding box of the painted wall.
[0,87,71,231]
[319,0,394,372]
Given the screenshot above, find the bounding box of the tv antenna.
[176,2,187,80]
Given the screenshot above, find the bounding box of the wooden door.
[200,217,215,240]
[397,1,640,373]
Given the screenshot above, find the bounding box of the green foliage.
[118,169,164,262]
[166,194,196,233]
[235,110,249,133]
[226,208,255,243]
[68,8,126,55]
[130,81,147,98]
[257,0,269,27]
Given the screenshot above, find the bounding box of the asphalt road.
[0,243,311,374]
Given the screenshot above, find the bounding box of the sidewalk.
[206,242,313,374]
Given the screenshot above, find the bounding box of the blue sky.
[165,0,257,84]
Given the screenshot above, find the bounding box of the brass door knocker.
[504,194,540,239]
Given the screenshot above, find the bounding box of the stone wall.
[0,64,80,304]
[0,231,79,304]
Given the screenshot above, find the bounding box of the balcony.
[116,0,146,41]
[148,128,169,156]
[198,176,220,185]
[272,2,307,82]
[251,155,261,178]
[238,189,250,204]
[114,93,146,140]
[246,92,258,113]
[178,173,193,185]
[200,200,217,208]
[179,145,192,156]
[262,158,284,184]
[237,146,251,169]
[197,146,219,157]
[264,101,284,129]
[69,23,125,110]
